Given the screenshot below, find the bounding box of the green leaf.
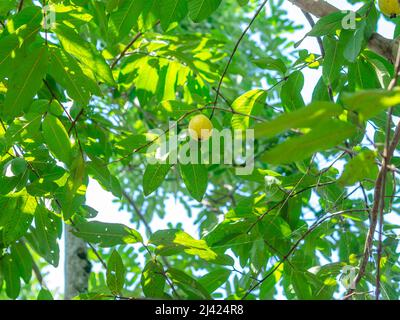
[252,57,287,74]
[143,162,172,196]
[308,11,347,37]
[260,120,357,164]
[55,25,115,85]
[108,0,145,42]
[2,45,48,121]
[231,89,266,130]
[198,268,230,293]
[166,268,211,299]
[42,114,73,166]
[106,250,126,295]
[7,6,42,35]
[8,157,28,176]
[291,271,313,299]
[0,35,19,80]
[0,254,21,300]
[254,101,343,139]
[150,229,233,265]
[281,71,305,111]
[37,288,54,300]
[0,193,36,245]
[48,48,93,106]
[322,36,345,85]
[72,220,143,247]
[339,150,378,186]
[57,155,87,220]
[114,134,149,155]
[188,0,222,22]
[32,206,60,266]
[343,89,400,120]
[141,261,166,298]
[159,0,188,30]
[179,163,208,202]
[10,242,33,284]
[342,23,366,63]
[160,100,197,118]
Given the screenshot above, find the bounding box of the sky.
[43,0,397,298]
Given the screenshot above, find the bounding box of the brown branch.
[111,32,143,69]
[68,108,84,135]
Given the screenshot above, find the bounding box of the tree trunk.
[64,224,91,299]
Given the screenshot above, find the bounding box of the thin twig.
[111,21,160,69]
[211,0,269,119]
[17,0,24,12]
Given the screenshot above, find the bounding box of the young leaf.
[231,89,266,130]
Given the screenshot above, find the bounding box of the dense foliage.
[1,0,400,300]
